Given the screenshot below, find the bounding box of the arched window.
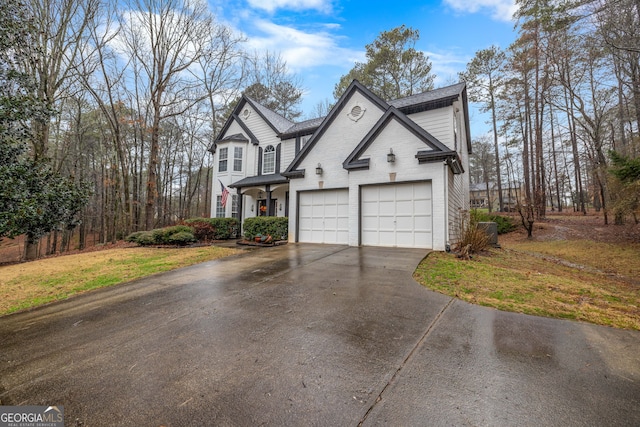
[263,145,275,174]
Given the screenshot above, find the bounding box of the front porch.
[228,174,289,222]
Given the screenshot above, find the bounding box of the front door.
[257,199,277,216]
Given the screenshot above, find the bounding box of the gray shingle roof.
[228,173,288,188]
[245,97,294,134]
[220,133,249,142]
[388,82,466,109]
[283,117,324,135]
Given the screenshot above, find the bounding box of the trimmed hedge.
[152,225,194,244]
[243,217,288,241]
[182,217,239,241]
[126,225,196,246]
[167,231,197,246]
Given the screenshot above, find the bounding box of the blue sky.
[209,0,518,135]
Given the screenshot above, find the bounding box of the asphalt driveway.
[0,244,638,426]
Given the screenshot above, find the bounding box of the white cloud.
[245,19,364,71]
[246,0,332,13]
[426,50,469,84]
[443,0,517,22]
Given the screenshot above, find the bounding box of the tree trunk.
[145,110,161,230]
[490,91,503,212]
[24,234,40,261]
[549,106,562,212]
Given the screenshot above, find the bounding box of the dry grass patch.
[0,246,241,315]
[414,249,640,330]
[504,239,640,279]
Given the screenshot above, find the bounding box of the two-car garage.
[297,181,433,248]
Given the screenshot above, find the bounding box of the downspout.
[444,161,450,251]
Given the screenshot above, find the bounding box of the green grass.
[414,249,640,330]
[0,246,242,315]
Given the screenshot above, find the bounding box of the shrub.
[470,210,517,234]
[124,231,146,243]
[166,231,197,246]
[243,217,288,241]
[152,225,194,244]
[183,217,239,240]
[133,231,157,246]
[126,225,194,246]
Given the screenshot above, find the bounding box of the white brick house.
[209,80,471,250]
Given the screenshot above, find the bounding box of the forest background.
[1,0,638,261]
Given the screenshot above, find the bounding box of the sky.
[208,0,519,135]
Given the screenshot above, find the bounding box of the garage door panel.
[396,200,414,213]
[414,199,431,213]
[395,220,414,232]
[299,189,348,244]
[395,231,415,246]
[378,216,395,231]
[361,182,432,249]
[378,201,395,216]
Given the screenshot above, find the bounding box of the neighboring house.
[209,80,471,250]
[470,181,520,211]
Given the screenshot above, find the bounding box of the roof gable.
[283,80,389,177]
[213,95,292,148]
[209,108,259,153]
[343,107,454,171]
[244,96,294,134]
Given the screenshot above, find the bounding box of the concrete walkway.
[0,244,638,426]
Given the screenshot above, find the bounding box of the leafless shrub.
[455,214,491,258]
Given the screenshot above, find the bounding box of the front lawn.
[0,245,241,315]
[414,238,640,330]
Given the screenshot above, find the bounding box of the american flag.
[219,180,229,207]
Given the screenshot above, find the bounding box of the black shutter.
[258,146,263,175]
[276,144,281,173]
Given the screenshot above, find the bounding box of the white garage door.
[298,189,349,244]
[361,182,432,248]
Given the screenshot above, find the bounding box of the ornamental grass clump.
[455,213,491,258]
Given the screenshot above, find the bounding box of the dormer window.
[263,145,275,174]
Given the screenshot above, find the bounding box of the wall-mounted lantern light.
[250,204,254,212]
[316,163,323,175]
[387,148,396,163]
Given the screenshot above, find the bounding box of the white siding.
[407,107,455,150]
[281,137,296,171]
[448,169,464,246]
[344,118,449,250]
[288,91,386,243]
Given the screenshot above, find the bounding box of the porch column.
[236,188,243,222]
[266,184,273,216]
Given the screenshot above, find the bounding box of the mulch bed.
[236,240,288,247]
